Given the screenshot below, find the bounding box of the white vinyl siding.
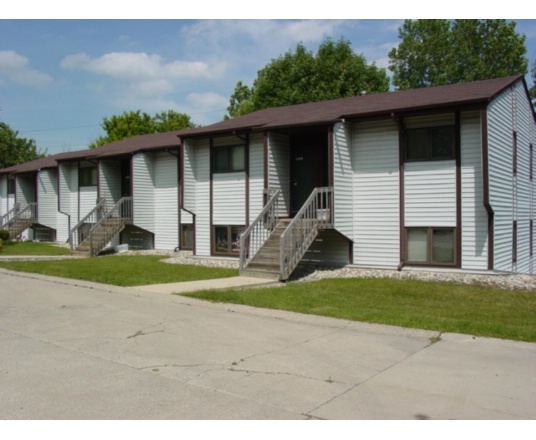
[37,169,57,230]
[333,122,353,240]
[79,186,98,220]
[460,111,488,270]
[16,174,35,206]
[194,141,210,256]
[249,133,265,222]
[213,172,246,225]
[99,160,122,205]
[487,81,536,273]
[352,120,400,268]
[268,132,290,217]
[404,161,456,227]
[132,153,155,233]
[154,152,178,250]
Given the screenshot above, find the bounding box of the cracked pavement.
[0,268,535,420]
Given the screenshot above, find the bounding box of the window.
[405,126,455,161]
[214,225,244,255]
[7,177,15,195]
[213,145,245,173]
[181,224,194,250]
[79,165,97,187]
[406,227,456,265]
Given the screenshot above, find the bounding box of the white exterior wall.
[249,133,265,221]
[460,111,488,270]
[132,153,155,233]
[16,174,35,206]
[268,132,290,217]
[37,169,58,230]
[99,160,121,205]
[154,152,179,250]
[0,175,8,216]
[213,172,246,225]
[488,81,536,273]
[352,120,400,268]
[404,161,457,227]
[333,122,353,240]
[194,140,210,256]
[79,186,98,219]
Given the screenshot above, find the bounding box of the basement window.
[180,224,194,250]
[214,225,244,255]
[406,227,456,265]
[405,126,455,162]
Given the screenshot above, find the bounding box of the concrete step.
[239,269,280,280]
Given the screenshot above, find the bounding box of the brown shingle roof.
[177,75,526,138]
[0,75,527,175]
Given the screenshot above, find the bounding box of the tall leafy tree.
[89,110,197,149]
[0,122,46,169]
[226,38,390,118]
[389,19,528,90]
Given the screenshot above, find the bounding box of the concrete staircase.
[240,219,291,279]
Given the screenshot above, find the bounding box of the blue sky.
[1,9,536,155]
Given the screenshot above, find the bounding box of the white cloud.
[0,50,53,88]
[60,51,217,81]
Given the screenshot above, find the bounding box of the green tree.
[89,110,197,149]
[226,38,390,118]
[0,122,46,169]
[389,19,528,90]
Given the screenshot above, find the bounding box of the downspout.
[56,164,71,245]
[393,113,405,271]
[481,108,494,270]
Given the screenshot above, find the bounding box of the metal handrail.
[2,203,37,239]
[68,198,106,251]
[279,187,333,280]
[0,203,20,229]
[88,197,133,256]
[239,188,281,271]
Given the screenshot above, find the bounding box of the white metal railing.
[68,198,106,251]
[239,188,281,271]
[0,203,21,229]
[1,203,37,239]
[280,187,333,280]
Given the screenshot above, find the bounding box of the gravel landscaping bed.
[122,250,536,291]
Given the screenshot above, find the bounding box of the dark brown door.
[290,134,328,215]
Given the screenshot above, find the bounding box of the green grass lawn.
[184,277,536,343]
[0,255,238,286]
[0,241,71,256]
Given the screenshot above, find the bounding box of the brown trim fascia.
[328,125,335,188]
[245,133,250,227]
[209,137,214,256]
[455,111,462,268]
[481,108,494,270]
[395,114,405,270]
[263,131,268,205]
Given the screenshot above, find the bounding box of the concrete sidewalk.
[0,268,535,420]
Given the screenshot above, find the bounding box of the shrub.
[0,238,3,253]
[0,230,9,241]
